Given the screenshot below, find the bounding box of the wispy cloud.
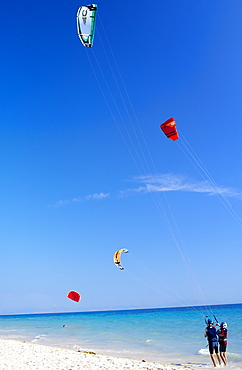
[52,174,242,207]
[119,174,242,199]
[53,192,110,207]
[84,193,111,201]
[53,199,70,207]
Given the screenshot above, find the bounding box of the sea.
[0,303,241,369]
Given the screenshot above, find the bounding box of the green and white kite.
[76,4,98,47]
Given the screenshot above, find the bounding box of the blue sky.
[1,0,242,314]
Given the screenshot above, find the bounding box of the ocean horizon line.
[1,301,241,317]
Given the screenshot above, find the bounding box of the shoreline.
[0,338,197,370]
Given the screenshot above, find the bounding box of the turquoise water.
[0,303,242,368]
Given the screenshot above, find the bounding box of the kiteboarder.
[204,319,222,367]
[216,322,228,366]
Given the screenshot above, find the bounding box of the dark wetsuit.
[206,326,219,354]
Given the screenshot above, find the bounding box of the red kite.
[160,118,179,141]
[67,290,81,302]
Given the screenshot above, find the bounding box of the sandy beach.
[0,339,196,370]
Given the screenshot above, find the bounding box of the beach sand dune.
[0,339,195,370]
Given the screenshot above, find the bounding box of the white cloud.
[53,192,110,207]
[120,174,242,199]
[53,174,242,207]
[53,199,70,207]
[85,192,111,201]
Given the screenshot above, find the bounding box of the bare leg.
[216,352,222,365]
[210,354,217,367]
[220,352,228,366]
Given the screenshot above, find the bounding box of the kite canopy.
[67,290,81,302]
[160,118,179,141]
[76,4,98,47]
[113,249,129,270]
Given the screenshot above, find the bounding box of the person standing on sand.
[216,322,228,366]
[204,318,222,367]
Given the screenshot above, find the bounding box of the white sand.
[0,339,195,370]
